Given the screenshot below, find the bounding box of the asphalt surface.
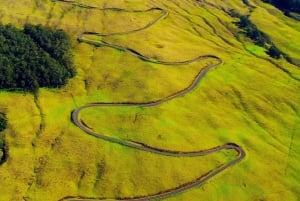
[54,0,246,200]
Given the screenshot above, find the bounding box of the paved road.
[54,0,246,200]
[67,60,245,201]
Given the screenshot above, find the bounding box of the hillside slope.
[0,0,299,201]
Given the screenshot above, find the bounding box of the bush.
[0,116,7,132]
[238,15,251,28]
[0,138,3,148]
[242,0,250,6]
[0,138,5,164]
[267,45,281,59]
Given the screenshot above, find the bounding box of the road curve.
[67,59,245,201]
[53,0,246,200]
[53,0,168,37]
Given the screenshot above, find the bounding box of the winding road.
[53,0,246,200]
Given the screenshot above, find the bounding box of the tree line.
[0,23,75,92]
[229,10,281,59]
[263,0,300,14]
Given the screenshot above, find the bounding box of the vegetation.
[0,117,6,132]
[242,0,250,6]
[263,0,300,14]
[267,45,281,58]
[0,114,6,164]
[0,138,4,163]
[237,15,270,46]
[229,10,282,58]
[0,23,75,92]
[0,139,3,164]
[0,138,3,148]
[23,24,75,76]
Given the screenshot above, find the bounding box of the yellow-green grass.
[249,1,300,65]
[0,0,299,201]
[0,92,40,201]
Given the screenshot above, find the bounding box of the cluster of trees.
[237,15,271,46]
[263,0,300,14]
[0,23,75,92]
[229,10,281,59]
[23,24,75,76]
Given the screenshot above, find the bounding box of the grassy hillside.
[0,0,299,201]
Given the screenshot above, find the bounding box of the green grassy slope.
[0,0,299,201]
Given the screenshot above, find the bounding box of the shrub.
[267,45,281,59]
[0,116,7,132]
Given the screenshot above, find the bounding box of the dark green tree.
[267,45,281,59]
[238,15,251,28]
